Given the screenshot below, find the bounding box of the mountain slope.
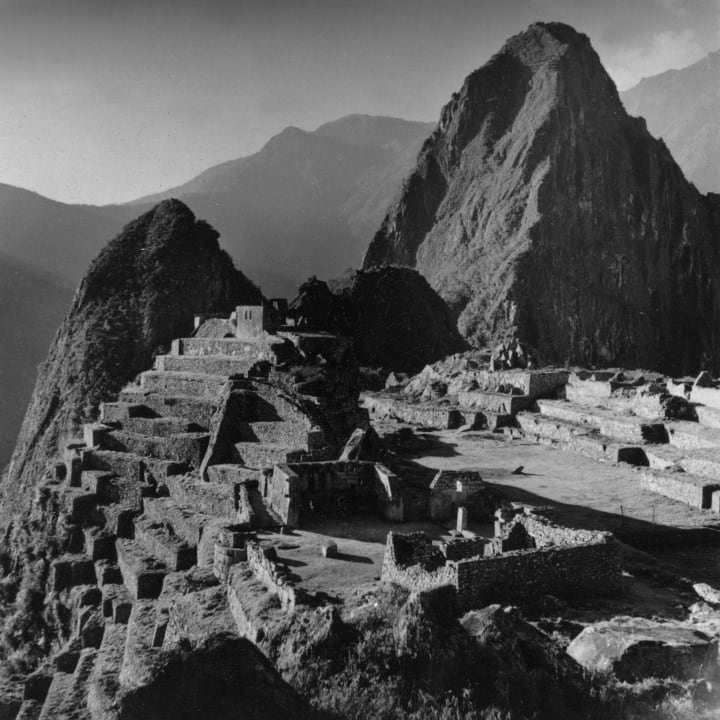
[364,22,720,375]
[2,199,262,522]
[621,52,720,194]
[127,115,433,296]
[0,254,73,469]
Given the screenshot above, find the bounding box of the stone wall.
[267,460,404,524]
[382,532,458,593]
[246,542,298,611]
[453,539,621,610]
[363,394,471,429]
[382,516,622,609]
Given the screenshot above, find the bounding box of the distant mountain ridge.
[126,114,434,296]
[621,51,720,194]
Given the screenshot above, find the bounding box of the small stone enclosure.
[382,511,621,610]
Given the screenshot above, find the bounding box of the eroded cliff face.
[2,199,262,528]
[364,22,720,374]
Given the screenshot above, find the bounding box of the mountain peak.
[364,22,720,374]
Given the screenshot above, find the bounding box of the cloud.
[606,28,706,89]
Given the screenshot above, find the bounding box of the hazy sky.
[1,0,719,205]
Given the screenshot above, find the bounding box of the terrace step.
[535,399,667,444]
[15,700,43,720]
[115,539,168,600]
[142,496,210,546]
[154,353,255,376]
[456,389,531,415]
[173,336,282,359]
[690,385,720,410]
[36,671,75,720]
[50,555,96,592]
[99,401,154,423]
[100,583,132,623]
[517,414,646,465]
[117,390,217,428]
[231,442,302,469]
[97,503,138,539]
[165,476,237,518]
[87,622,127,719]
[116,415,203,436]
[84,449,186,486]
[82,527,116,561]
[640,469,720,509]
[641,444,687,471]
[206,464,259,485]
[665,420,720,450]
[59,487,97,525]
[38,647,96,720]
[238,420,310,447]
[138,370,228,399]
[680,449,720,481]
[134,517,196,571]
[119,600,164,689]
[94,560,122,587]
[101,430,210,466]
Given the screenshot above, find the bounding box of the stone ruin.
[382,510,622,611]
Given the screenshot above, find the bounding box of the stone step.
[666,421,720,450]
[238,419,311,448]
[87,622,127,719]
[134,517,196,571]
[15,700,43,720]
[138,370,227,399]
[696,405,720,429]
[142,497,209,546]
[117,390,217,428]
[101,430,210,466]
[119,600,164,689]
[80,470,115,498]
[97,504,138,539]
[115,539,168,600]
[100,583,132,623]
[117,415,203,436]
[640,469,720,509]
[165,475,236,518]
[535,399,667,444]
[456,390,531,415]
[231,442,302,469]
[155,353,255,376]
[517,414,646,465]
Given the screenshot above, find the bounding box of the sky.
[1,0,719,205]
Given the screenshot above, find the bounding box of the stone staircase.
[517,372,720,512]
[16,330,335,719]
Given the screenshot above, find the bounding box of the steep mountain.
[364,22,720,375]
[0,254,73,469]
[127,115,433,296]
[2,199,262,522]
[329,267,467,372]
[621,51,720,194]
[0,183,123,284]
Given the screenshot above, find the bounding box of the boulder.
[567,617,718,681]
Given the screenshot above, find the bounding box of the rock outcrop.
[2,199,262,528]
[363,22,720,375]
[289,269,466,373]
